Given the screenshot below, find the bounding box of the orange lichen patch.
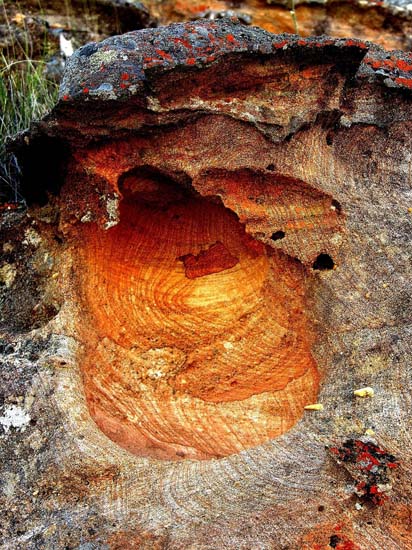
[196,169,344,264]
[395,77,412,89]
[396,58,412,72]
[75,170,319,460]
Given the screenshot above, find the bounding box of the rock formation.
[1,18,412,550]
[3,0,412,72]
[149,0,412,51]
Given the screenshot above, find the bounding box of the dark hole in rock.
[271,230,285,241]
[331,199,342,213]
[313,253,335,271]
[329,534,341,548]
[0,342,14,354]
[326,132,334,146]
[18,136,68,206]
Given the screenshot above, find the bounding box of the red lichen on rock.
[396,58,412,72]
[329,439,398,505]
[395,77,412,88]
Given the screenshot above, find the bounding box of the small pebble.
[354,387,375,398]
[304,403,324,411]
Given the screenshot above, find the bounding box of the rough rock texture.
[2,19,412,549]
[3,0,412,70]
[149,0,412,51]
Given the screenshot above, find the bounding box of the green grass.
[0,0,61,203]
[0,0,105,203]
[289,0,299,35]
[0,54,59,203]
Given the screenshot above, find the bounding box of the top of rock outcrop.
[58,19,412,107]
[13,19,412,204]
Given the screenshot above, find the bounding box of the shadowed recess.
[75,168,322,460]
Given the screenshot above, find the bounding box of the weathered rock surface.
[3,0,412,71]
[2,19,412,550]
[150,0,412,51]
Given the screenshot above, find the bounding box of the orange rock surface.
[76,171,321,459]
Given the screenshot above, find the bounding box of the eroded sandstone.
[1,19,412,549]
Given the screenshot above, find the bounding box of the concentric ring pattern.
[76,170,319,460]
